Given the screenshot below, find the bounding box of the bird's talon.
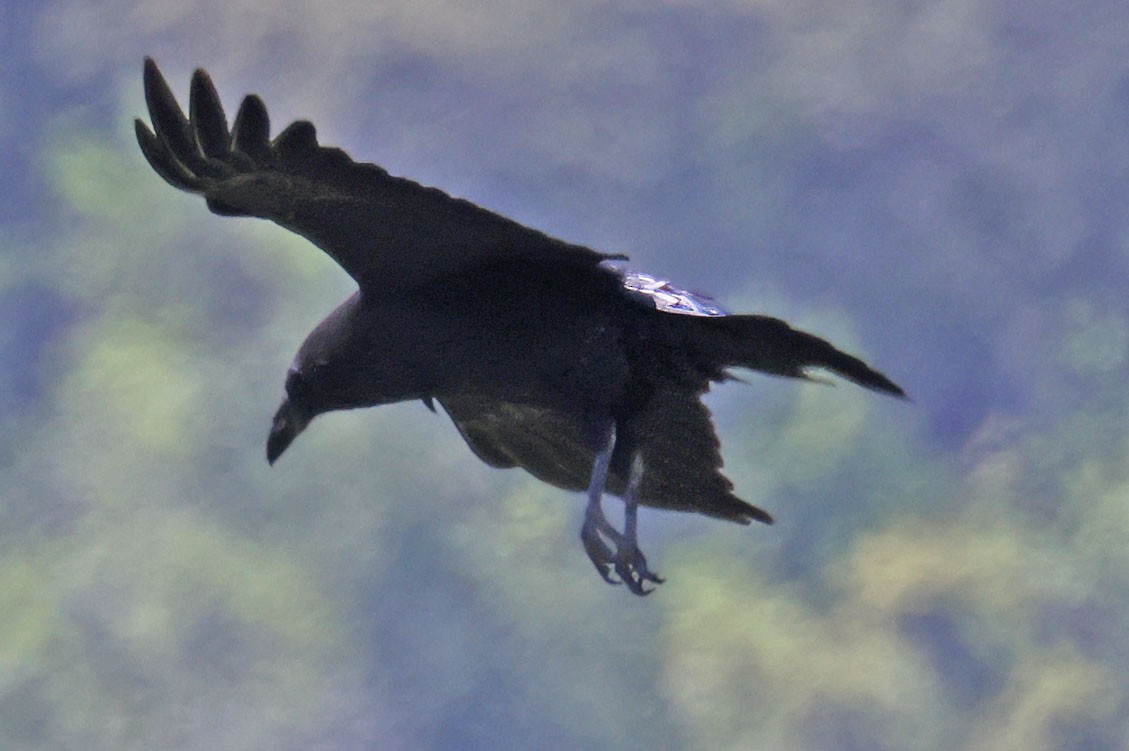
[612,547,663,596]
[596,564,621,586]
[633,550,664,584]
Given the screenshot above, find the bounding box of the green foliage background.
[3,1,1128,748]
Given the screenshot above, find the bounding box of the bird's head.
[264,293,439,464]
[266,362,320,465]
[266,297,365,465]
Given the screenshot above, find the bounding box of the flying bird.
[135,58,904,595]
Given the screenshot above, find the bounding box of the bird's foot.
[580,503,626,585]
[614,542,664,596]
[580,503,663,595]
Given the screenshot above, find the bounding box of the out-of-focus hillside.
[2,2,1127,749]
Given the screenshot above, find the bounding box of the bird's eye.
[285,368,306,397]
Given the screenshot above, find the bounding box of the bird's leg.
[613,452,664,595]
[579,422,626,585]
[578,427,665,594]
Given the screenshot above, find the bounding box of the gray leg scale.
[615,452,663,595]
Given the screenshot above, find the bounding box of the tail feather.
[708,314,905,397]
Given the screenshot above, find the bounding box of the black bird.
[135,59,904,595]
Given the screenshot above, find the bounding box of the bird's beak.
[266,398,310,465]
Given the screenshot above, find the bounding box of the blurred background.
[3,1,1129,749]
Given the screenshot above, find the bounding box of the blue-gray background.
[4,2,1128,749]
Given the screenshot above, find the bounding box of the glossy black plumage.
[136,58,904,594]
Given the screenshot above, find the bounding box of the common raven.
[136,59,904,595]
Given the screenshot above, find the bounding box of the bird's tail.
[700,314,905,397]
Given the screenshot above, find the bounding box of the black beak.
[266,398,310,465]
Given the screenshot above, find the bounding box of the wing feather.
[135,119,206,190]
[231,94,272,162]
[188,70,231,160]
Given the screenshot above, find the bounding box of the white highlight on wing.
[619,270,729,317]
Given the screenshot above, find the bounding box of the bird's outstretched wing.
[134,58,609,289]
[438,393,771,524]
